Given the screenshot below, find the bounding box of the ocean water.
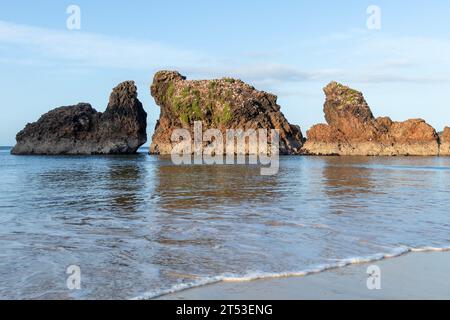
[0,146,449,299]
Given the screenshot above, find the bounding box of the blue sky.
[1,0,450,145]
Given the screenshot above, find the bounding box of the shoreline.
[3,146,450,157]
[153,250,450,300]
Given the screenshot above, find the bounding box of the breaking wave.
[133,245,450,300]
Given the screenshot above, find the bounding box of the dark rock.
[11,81,147,155]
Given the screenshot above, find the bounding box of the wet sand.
[156,251,450,300]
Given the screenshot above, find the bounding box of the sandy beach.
[156,251,450,300]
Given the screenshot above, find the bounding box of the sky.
[1,0,450,145]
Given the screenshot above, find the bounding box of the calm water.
[0,146,449,299]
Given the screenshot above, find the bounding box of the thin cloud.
[0,20,204,70]
[309,30,450,85]
[0,21,334,85]
[181,64,343,85]
[350,73,450,84]
[1,20,450,86]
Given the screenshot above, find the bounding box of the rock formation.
[302,82,440,156]
[149,71,304,155]
[11,81,147,155]
[440,127,450,156]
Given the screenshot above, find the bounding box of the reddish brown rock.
[303,82,440,156]
[11,81,147,155]
[149,71,304,155]
[440,127,450,156]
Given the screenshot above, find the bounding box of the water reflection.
[153,158,281,213]
[318,157,375,216]
[321,157,374,196]
[105,154,148,214]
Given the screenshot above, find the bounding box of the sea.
[0,146,449,299]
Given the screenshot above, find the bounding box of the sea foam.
[132,245,450,300]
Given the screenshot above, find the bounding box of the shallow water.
[0,147,449,299]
